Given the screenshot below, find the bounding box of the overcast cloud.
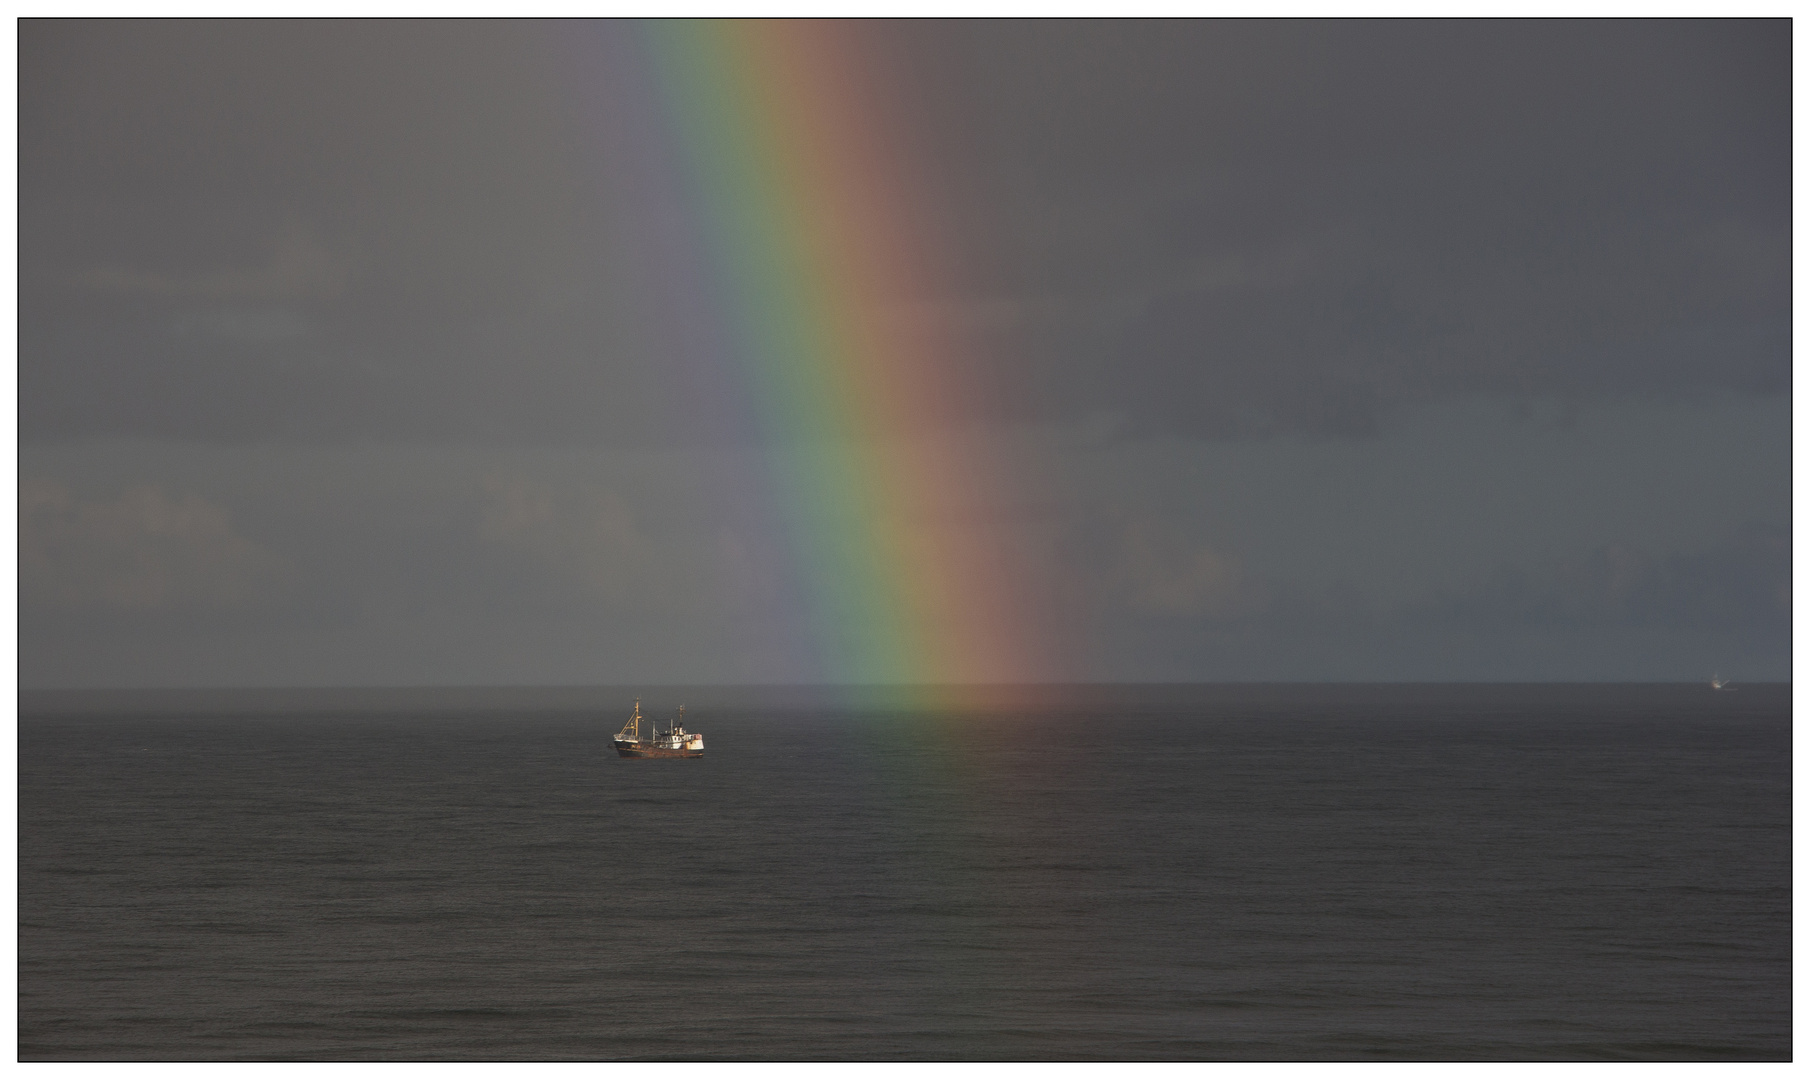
[19,20,1790,687]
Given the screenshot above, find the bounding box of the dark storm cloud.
[1418,522,1791,636]
[19,20,1789,445]
[885,19,1789,436]
[1076,522,1791,682]
[18,390,1790,687]
[17,443,814,687]
[21,20,655,444]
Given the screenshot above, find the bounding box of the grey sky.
[19,20,1790,688]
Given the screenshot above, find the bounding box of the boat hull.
[614,742,703,759]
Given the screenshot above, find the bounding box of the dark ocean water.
[18,684,1790,1060]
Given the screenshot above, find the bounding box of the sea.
[17,683,1791,1061]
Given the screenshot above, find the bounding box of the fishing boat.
[613,699,704,758]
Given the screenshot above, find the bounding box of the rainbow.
[620,20,1056,697]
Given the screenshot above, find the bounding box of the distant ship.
[1711,673,1733,691]
[613,699,704,758]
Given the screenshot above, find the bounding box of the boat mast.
[617,698,643,742]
